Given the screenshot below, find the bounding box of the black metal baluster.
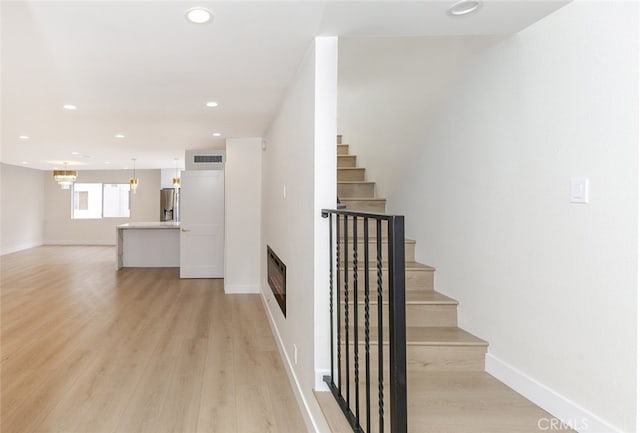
[336,215,342,394]
[352,216,360,422]
[388,216,407,433]
[329,213,334,385]
[363,217,371,433]
[376,218,384,433]
[344,215,350,407]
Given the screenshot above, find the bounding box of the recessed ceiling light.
[21,161,28,164]
[447,0,482,16]
[71,151,80,155]
[206,101,219,108]
[114,134,125,139]
[186,7,213,24]
[212,133,222,137]
[105,161,111,165]
[63,104,77,110]
[19,135,30,140]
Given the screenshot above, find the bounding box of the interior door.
[180,170,224,278]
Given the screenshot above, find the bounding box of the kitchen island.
[116,222,180,269]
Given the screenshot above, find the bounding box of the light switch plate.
[569,178,589,203]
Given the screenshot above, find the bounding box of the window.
[72,183,103,219]
[72,183,130,219]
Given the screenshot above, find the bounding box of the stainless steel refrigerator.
[160,188,179,222]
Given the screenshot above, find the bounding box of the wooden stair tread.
[340,261,434,271]
[352,327,487,347]
[337,181,375,185]
[348,290,458,306]
[339,197,385,201]
[339,238,416,245]
[408,327,487,347]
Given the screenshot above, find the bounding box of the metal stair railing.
[322,209,407,433]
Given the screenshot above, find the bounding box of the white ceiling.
[1,1,569,170]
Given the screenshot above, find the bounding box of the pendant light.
[53,162,77,189]
[130,158,139,194]
[172,158,181,188]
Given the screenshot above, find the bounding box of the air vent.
[194,154,223,164]
[185,150,225,170]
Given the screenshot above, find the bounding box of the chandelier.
[53,162,77,190]
[172,158,181,188]
[130,158,139,194]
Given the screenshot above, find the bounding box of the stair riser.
[338,156,357,168]
[337,168,365,181]
[339,345,486,372]
[338,183,375,198]
[337,240,416,263]
[346,304,457,327]
[341,200,386,213]
[407,346,486,372]
[336,268,434,291]
[337,144,349,156]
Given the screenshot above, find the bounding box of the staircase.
[317,136,574,433]
[338,134,489,372]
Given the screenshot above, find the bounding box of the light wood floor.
[1,246,307,433]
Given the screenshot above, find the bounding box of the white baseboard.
[259,291,322,433]
[315,369,330,391]
[1,241,43,256]
[224,284,260,294]
[486,353,621,433]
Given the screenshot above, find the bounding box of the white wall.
[313,37,338,391]
[0,163,45,255]
[261,37,337,433]
[225,137,262,294]
[44,169,160,245]
[338,36,505,201]
[338,2,638,432]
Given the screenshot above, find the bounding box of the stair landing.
[316,371,575,433]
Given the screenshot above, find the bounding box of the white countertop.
[117,222,181,230]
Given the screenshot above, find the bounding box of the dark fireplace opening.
[267,246,286,317]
